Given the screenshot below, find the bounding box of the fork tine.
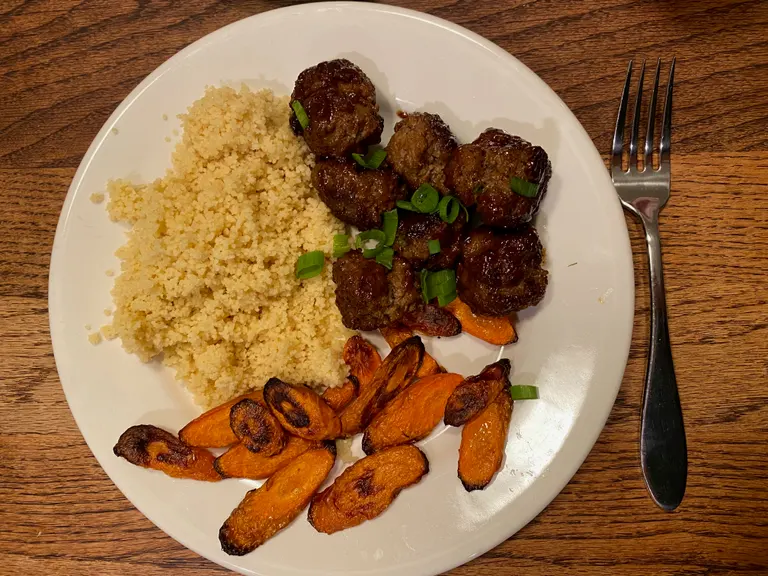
[629,60,645,170]
[644,59,661,171]
[659,57,675,168]
[612,60,633,173]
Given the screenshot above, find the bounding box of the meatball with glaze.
[445,128,551,229]
[457,225,548,316]
[332,250,421,331]
[393,210,467,271]
[290,59,384,158]
[312,159,407,230]
[386,112,457,195]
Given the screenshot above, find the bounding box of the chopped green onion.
[333,234,350,258]
[420,269,430,303]
[375,247,394,269]
[432,280,456,297]
[428,239,441,255]
[411,184,439,213]
[437,291,457,307]
[426,269,455,292]
[472,183,484,195]
[291,101,309,130]
[438,195,461,224]
[352,149,388,170]
[295,250,324,279]
[351,152,366,167]
[509,385,539,400]
[396,200,419,212]
[382,210,398,246]
[510,176,539,198]
[367,149,387,169]
[356,229,386,258]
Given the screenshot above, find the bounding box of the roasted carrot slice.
[343,335,382,391]
[214,437,316,480]
[458,389,513,491]
[113,425,220,482]
[230,398,286,456]
[445,297,518,346]
[380,325,441,379]
[321,376,359,412]
[362,373,464,454]
[264,378,341,441]
[339,336,424,436]
[179,391,264,448]
[444,359,511,427]
[402,304,462,337]
[219,444,336,555]
[308,445,428,534]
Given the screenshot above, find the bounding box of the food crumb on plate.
[105,85,352,408]
[336,438,359,464]
[90,192,105,204]
[162,113,168,121]
[105,269,115,277]
[84,323,91,331]
[111,127,119,135]
[100,324,117,340]
[104,308,112,316]
[88,332,102,345]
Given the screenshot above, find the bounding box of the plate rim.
[48,2,634,575]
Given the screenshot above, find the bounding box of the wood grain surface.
[1,1,767,575]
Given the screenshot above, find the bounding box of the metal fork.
[611,59,686,511]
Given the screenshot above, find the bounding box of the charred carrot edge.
[343,335,382,390]
[264,378,342,441]
[179,390,264,448]
[114,424,221,482]
[380,325,442,378]
[445,297,518,346]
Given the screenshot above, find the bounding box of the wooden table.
[2,1,767,574]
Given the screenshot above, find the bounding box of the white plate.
[49,3,633,575]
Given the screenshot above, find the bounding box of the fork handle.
[640,215,687,511]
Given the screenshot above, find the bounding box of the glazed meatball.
[290,59,384,158]
[332,250,421,331]
[386,112,457,195]
[392,210,467,271]
[445,128,551,229]
[401,304,461,337]
[312,159,407,230]
[457,225,548,316]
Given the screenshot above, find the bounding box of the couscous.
[104,85,352,408]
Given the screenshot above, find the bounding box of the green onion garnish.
[510,176,539,198]
[411,184,440,213]
[437,291,457,307]
[295,250,324,279]
[375,247,394,270]
[356,229,387,258]
[472,183,484,195]
[382,209,398,246]
[438,195,461,224]
[291,101,309,130]
[421,269,456,306]
[509,385,539,400]
[352,149,387,170]
[333,234,350,258]
[420,269,430,303]
[426,269,455,291]
[396,200,419,212]
[428,239,441,255]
